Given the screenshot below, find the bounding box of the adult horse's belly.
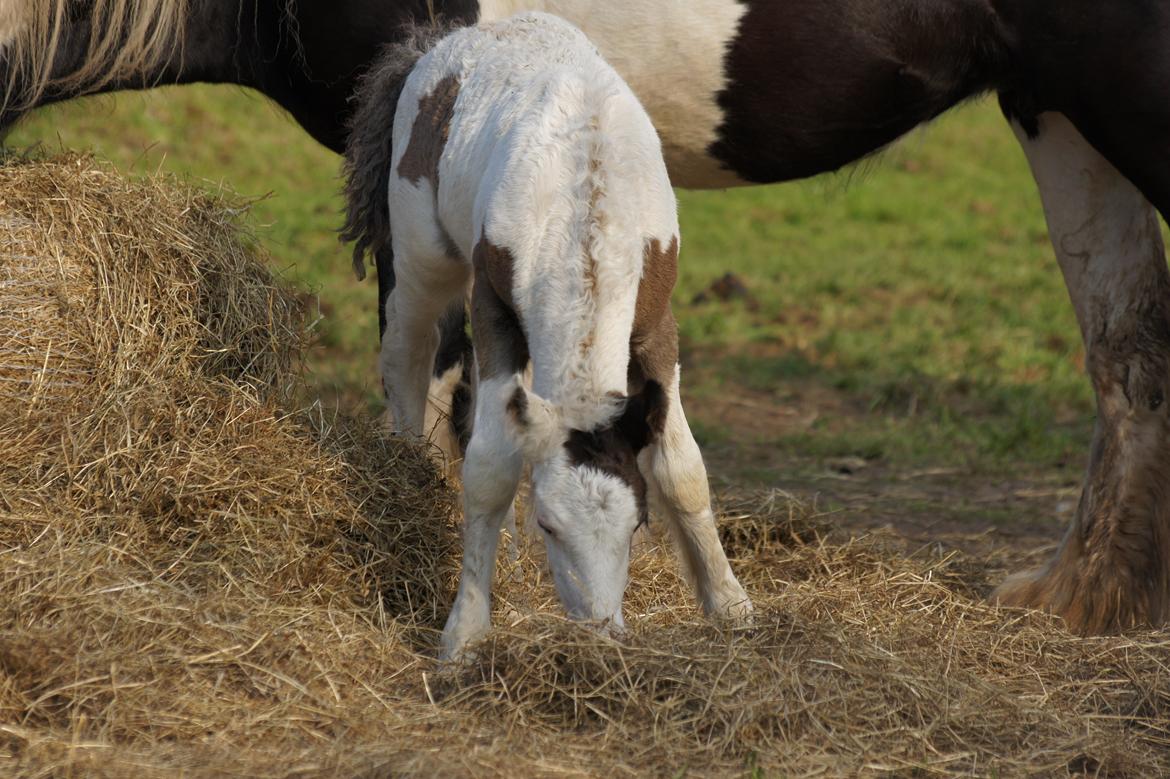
[480,0,1004,189]
[478,0,749,189]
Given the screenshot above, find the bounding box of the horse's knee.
[648,435,710,518]
[462,431,521,513]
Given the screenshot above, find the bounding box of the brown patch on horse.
[471,236,528,380]
[629,236,681,391]
[993,267,1170,634]
[397,74,461,189]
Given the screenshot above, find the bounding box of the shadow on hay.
[316,415,463,635]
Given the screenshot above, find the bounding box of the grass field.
[6,84,1097,543]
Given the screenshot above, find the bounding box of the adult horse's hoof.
[991,565,1089,632]
[991,546,1168,636]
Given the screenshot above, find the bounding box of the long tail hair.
[3,0,189,113]
[340,21,457,281]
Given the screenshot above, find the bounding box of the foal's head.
[506,379,668,628]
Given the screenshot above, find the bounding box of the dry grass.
[0,155,1167,778]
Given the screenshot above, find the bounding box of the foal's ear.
[617,380,669,452]
[505,381,562,461]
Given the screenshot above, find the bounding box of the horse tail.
[340,21,457,281]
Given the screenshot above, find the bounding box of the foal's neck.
[522,248,641,431]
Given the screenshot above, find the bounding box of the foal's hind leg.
[635,320,752,619]
[378,241,470,468]
[380,229,469,440]
[996,113,1170,633]
[422,301,475,471]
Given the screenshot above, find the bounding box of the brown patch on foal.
[630,236,681,390]
[471,236,528,380]
[397,74,461,189]
[633,236,679,336]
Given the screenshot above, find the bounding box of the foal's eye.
[536,517,556,538]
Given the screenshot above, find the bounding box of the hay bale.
[0,155,1167,778]
[0,153,299,412]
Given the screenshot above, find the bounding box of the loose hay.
[1,155,1168,777]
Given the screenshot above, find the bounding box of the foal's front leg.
[440,373,525,659]
[635,324,752,618]
[441,274,530,659]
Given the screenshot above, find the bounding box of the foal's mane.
[341,20,460,280]
[2,0,189,111]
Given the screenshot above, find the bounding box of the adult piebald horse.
[2,0,1168,636]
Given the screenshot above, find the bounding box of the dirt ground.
[682,360,1079,591]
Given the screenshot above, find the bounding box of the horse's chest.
[477,0,748,188]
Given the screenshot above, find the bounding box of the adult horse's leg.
[994,112,1170,633]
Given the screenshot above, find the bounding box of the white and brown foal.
[345,13,751,658]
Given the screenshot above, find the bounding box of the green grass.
[6,85,1097,472]
[672,102,1093,470]
[6,86,377,410]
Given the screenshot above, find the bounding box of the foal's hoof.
[437,636,480,665]
[708,586,754,625]
[727,595,755,624]
[438,616,491,663]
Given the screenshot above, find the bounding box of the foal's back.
[398,16,674,229]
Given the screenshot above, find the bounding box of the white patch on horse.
[1009,114,1162,332]
[478,0,749,188]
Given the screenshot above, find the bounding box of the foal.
[345,13,751,657]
